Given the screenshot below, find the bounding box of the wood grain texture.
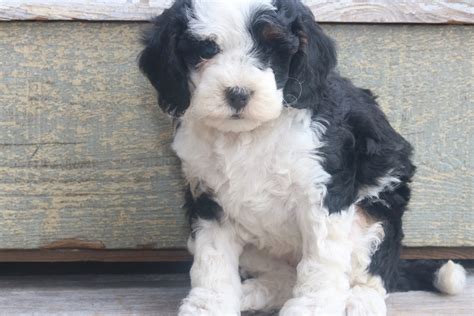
[0,22,188,249]
[0,249,193,262]
[0,272,472,315]
[386,270,474,316]
[0,248,472,262]
[400,247,474,260]
[0,22,472,249]
[0,0,473,24]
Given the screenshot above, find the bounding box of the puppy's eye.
[179,35,221,68]
[198,40,220,60]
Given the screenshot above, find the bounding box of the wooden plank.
[0,22,187,250]
[386,270,474,316]
[0,0,172,21]
[0,249,192,262]
[307,0,474,24]
[0,0,472,24]
[400,247,474,260]
[0,272,472,315]
[0,23,472,249]
[0,274,189,315]
[0,248,472,262]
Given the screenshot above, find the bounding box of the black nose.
[225,87,251,112]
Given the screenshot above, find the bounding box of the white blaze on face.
[184,0,284,132]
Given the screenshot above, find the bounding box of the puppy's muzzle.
[225,87,251,113]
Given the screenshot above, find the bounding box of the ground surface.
[0,272,472,315]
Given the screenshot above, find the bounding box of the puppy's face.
[184,0,302,132]
[140,0,336,132]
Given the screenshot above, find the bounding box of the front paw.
[179,287,240,316]
[279,296,346,316]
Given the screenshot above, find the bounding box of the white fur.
[357,172,401,203]
[347,281,387,316]
[174,108,328,259]
[347,209,387,316]
[240,245,296,311]
[434,260,467,295]
[179,220,243,315]
[281,206,367,315]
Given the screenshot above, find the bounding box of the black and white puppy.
[139,0,466,315]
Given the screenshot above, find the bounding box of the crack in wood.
[29,145,40,159]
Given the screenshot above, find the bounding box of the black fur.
[360,185,411,292]
[250,0,336,107]
[139,0,192,116]
[281,0,337,110]
[249,6,299,89]
[318,76,416,214]
[395,260,447,292]
[184,187,223,228]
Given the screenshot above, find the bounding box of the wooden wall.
[1,0,473,23]
[0,22,472,250]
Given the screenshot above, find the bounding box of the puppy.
[139,0,466,315]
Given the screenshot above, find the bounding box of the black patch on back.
[315,76,415,214]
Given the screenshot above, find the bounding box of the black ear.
[139,0,191,116]
[278,0,337,109]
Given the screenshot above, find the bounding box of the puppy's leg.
[240,246,296,312]
[280,206,356,316]
[347,212,387,316]
[179,219,243,316]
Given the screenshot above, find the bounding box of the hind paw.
[241,278,271,311]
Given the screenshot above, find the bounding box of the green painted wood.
[0,22,187,249]
[0,22,472,249]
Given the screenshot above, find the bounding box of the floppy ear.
[278,1,337,109]
[139,0,191,116]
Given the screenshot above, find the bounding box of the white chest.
[172,109,330,255]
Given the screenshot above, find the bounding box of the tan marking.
[262,23,284,41]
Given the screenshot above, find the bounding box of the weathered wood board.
[0,272,472,315]
[0,0,473,24]
[0,22,472,250]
